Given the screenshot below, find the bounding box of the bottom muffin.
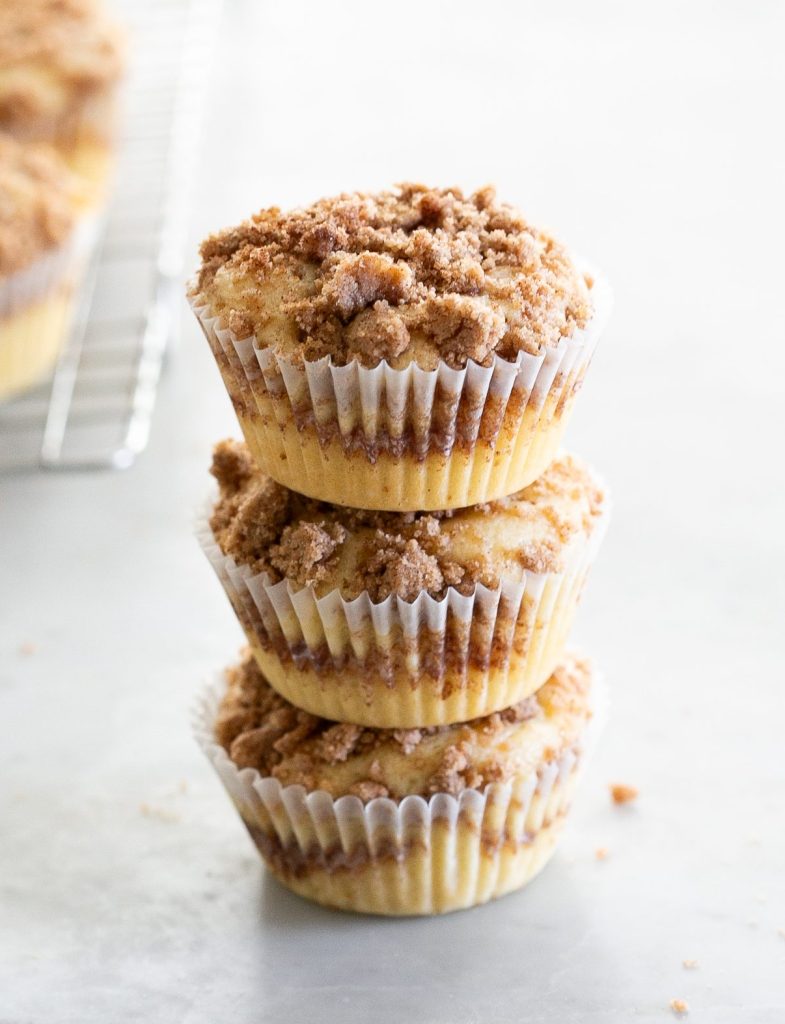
[194,651,602,916]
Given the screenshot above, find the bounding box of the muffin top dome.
[0,132,78,276]
[193,183,594,371]
[0,0,124,134]
[209,439,606,601]
[215,650,594,800]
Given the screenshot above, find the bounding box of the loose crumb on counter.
[682,960,699,970]
[139,802,181,824]
[595,846,610,861]
[609,782,638,805]
[670,998,689,1016]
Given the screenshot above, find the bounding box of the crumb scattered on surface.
[682,959,699,970]
[18,642,36,656]
[609,782,638,805]
[670,998,689,1016]
[139,802,180,824]
[595,846,610,861]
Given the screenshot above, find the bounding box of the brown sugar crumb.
[361,536,445,603]
[682,960,699,970]
[391,729,425,755]
[316,723,364,764]
[343,301,410,364]
[269,521,346,590]
[195,183,593,370]
[670,998,689,1016]
[320,252,414,321]
[347,780,390,801]
[595,846,610,861]
[427,744,469,796]
[609,783,639,805]
[208,441,605,599]
[210,438,255,496]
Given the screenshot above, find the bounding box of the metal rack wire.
[0,0,222,472]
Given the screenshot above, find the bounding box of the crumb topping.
[0,1,124,134]
[194,183,593,370]
[0,132,77,275]
[214,650,592,800]
[209,439,606,599]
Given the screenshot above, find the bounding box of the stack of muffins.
[0,0,124,400]
[189,184,612,915]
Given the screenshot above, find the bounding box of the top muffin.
[194,183,593,371]
[0,0,123,141]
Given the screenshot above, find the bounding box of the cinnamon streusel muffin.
[0,0,124,202]
[199,439,608,727]
[0,132,89,399]
[195,650,601,915]
[189,183,611,511]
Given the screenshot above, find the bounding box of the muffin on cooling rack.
[199,439,608,728]
[0,0,124,203]
[189,183,611,511]
[0,132,91,400]
[195,649,602,915]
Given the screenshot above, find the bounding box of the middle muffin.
[200,440,608,728]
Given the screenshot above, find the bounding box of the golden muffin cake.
[0,132,89,400]
[200,439,608,727]
[189,183,611,511]
[195,650,601,916]
[0,0,124,202]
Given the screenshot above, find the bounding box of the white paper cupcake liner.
[188,267,612,509]
[192,669,606,916]
[0,216,96,317]
[0,217,99,400]
[196,505,608,726]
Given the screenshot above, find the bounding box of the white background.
[2,1,784,1021]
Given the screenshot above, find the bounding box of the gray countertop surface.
[2,2,784,1021]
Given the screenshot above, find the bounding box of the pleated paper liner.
[188,267,611,510]
[193,667,606,916]
[0,218,97,402]
[197,506,608,728]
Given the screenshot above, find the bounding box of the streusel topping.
[215,650,593,800]
[0,132,77,276]
[194,184,593,370]
[0,0,124,129]
[209,439,606,599]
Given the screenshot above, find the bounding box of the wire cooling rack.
[0,0,222,472]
